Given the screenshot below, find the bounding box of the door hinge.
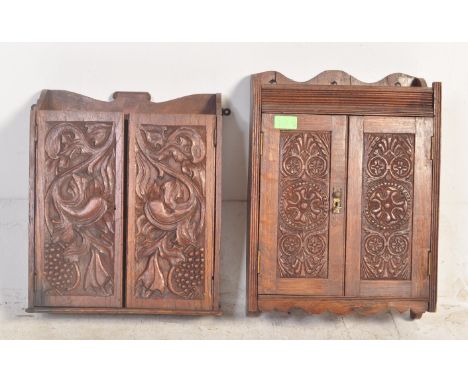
[213,127,217,147]
[260,131,264,156]
[211,275,214,298]
[430,136,435,160]
[34,121,38,142]
[257,251,261,274]
[428,251,432,276]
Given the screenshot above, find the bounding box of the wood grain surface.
[248,71,440,318]
[29,91,222,315]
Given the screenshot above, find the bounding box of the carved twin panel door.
[34,111,124,308]
[258,115,347,296]
[258,114,433,299]
[126,114,216,311]
[33,110,216,311]
[346,116,433,299]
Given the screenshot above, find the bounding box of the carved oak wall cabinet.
[28,90,222,315]
[247,71,441,319]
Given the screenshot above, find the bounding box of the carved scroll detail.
[134,125,206,300]
[277,132,330,278]
[361,133,415,280]
[43,121,116,296]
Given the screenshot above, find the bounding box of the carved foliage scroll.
[134,124,206,300]
[361,133,415,280]
[277,132,330,278]
[43,121,116,296]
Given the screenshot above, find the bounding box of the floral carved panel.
[42,121,117,297]
[361,133,415,280]
[277,132,330,278]
[134,124,206,300]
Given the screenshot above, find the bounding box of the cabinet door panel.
[258,114,347,296]
[346,116,433,298]
[126,114,216,311]
[34,111,124,307]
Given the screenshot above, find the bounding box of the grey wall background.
[0,43,467,304]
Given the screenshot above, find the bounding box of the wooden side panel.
[28,106,37,309]
[346,117,433,298]
[429,83,442,312]
[247,72,276,313]
[126,114,216,311]
[258,114,347,296]
[213,94,222,312]
[34,111,124,308]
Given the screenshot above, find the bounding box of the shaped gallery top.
[34,90,220,115]
[252,70,434,117]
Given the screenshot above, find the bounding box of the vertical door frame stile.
[333,115,349,297]
[429,82,442,311]
[412,117,434,298]
[343,114,351,298]
[126,113,137,310]
[122,113,130,308]
[344,116,364,296]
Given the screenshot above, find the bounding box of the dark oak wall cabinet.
[247,71,441,319]
[28,90,222,315]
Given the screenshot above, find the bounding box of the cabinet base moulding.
[257,296,428,318]
[26,307,223,316]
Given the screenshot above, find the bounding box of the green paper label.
[274,115,297,130]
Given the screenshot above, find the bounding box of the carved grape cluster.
[172,247,205,299]
[44,242,77,292]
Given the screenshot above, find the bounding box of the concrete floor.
[1,201,467,339]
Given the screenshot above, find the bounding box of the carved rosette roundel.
[134,125,206,300]
[43,121,116,297]
[280,234,302,255]
[277,132,331,279]
[365,181,411,231]
[280,181,328,231]
[364,234,385,256]
[361,134,415,280]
